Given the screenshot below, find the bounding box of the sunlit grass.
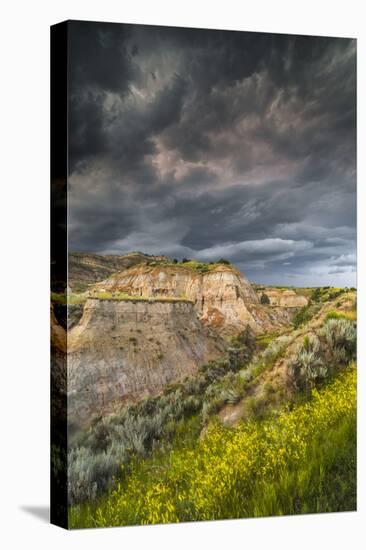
[51,292,87,305]
[69,366,356,528]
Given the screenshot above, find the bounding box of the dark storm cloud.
[68,21,356,286]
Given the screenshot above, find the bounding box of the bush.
[245,395,266,418]
[311,288,322,302]
[199,359,232,382]
[250,334,291,378]
[222,387,242,405]
[68,446,123,505]
[263,381,276,397]
[320,318,356,359]
[292,305,313,328]
[68,408,169,505]
[288,334,327,391]
[232,326,256,350]
[260,293,270,305]
[262,335,291,365]
[201,371,248,422]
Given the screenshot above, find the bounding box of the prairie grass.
[326,310,357,322]
[69,366,356,528]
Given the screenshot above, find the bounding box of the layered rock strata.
[67,298,226,426]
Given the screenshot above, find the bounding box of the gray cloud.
[68,21,356,287]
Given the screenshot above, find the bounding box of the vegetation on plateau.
[147,258,233,273]
[51,292,87,305]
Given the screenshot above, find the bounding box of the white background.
[1,0,365,548]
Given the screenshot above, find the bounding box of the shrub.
[311,288,322,302]
[256,333,277,350]
[199,359,232,382]
[222,388,242,405]
[292,305,313,328]
[250,334,291,378]
[239,369,253,383]
[263,381,276,397]
[201,371,248,422]
[260,293,270,305]
[228,327,256,370]
[320,318,356,359]
[288,334,327,391]
[68,446,123,505]
[244,395,266,418]
[262,335,291,365]
[88,420,112,453]
[182,395,202,416]
[228,345,251,372]
[233,326,256,349]
[202,399,222,422]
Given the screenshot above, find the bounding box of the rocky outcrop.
[259,289,308,308]
[94,264,263,334]
[58,259,304,427]
[68,252,168,291]
[247,303,294,331]
[52,303,84,330]
[67,298,226,427]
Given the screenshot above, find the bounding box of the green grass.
[147,259,233,274]
[255,332,279,351]
[326,310,357,322]
[69,367,356,528]
[51,292,87,305]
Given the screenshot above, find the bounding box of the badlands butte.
[52,252,309,427]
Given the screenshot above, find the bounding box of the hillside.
[51,256,313,427]
[51,253,357,526]
[67,298,226,428]
[68,251,168,291]
[52,259,301,427]
[68,286,357,526]
[71,368,356,527]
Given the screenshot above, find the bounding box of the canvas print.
[51,20,357,529]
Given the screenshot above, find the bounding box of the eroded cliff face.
[67,299,226,427]
[56,262,301,427]
[94,264,264,334]
[258,288,308,308]
[68,252,168,291]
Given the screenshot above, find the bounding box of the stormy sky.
[68,21,356,287]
